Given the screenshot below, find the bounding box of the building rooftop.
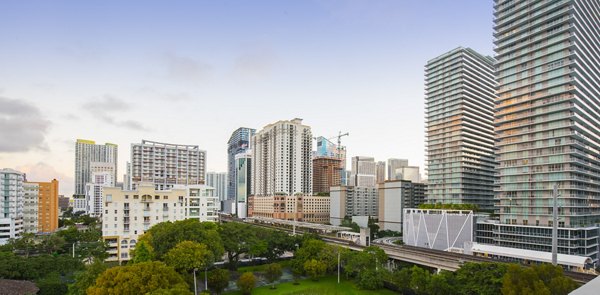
[469,242,592,268]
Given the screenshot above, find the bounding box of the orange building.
[26,179,59,233]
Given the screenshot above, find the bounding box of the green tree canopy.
[131,239,155,263]
[219,222,259,270]
[237,272,256,295]
[455,262,508,295]
[304,259,327,281]
[502,264,577,295]
[208,268,230,295]
[87,261,189,295]
[164,241,214,274]
[68,259,108,295]
[264,263,283,289]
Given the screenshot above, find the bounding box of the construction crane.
[313,132,349,158]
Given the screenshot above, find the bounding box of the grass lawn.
[224,275,397,295]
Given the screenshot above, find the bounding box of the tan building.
[24,179,59,233]
[329,186,378,225]
[102,183,218,262]
[248,195,330,224]
[312,157,342,194]
[378,180,426,233]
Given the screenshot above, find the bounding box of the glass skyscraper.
[494,0,600,261]
[227,127,255,200]
[425,47,497,211]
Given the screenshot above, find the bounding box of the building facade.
[248,195,330,223]
[493,0,600,261]
[329,186,378,225]
[376,161,386,184]
[312,157,342,194]
[378,180,427,233]
[227,128,255,200]
[404,209,474,251]
[349,156,377,187]
[74,139,118,196]
[235,152,252,218]
[251,118,313,197]
[0,169,24,245]
[186,185,219,223]
[425,47,497,210]
[84,172,114,217]
[28,179,59,233]
[387,158,422,183]
[23,183,39,233]
[128,140,206,191]
[206,172,227,202]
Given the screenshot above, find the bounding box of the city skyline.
[0,0,494,197]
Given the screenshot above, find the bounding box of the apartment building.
[329,186,378,226]
[349,156,377,187]
[248,195,330,223]
[312,157,342,194]
[83,172,114,217]
[227,127,255,200]
[128,140,206,191]
[0,169,24,245]
[206,172,227,202]
[378,180,427,233]
[74,139,117,196]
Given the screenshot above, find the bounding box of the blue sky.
[0,0,495,196]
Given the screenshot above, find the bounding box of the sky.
[0,0,495,197]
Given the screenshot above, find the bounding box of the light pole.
[204,267,208,291]
[337,251,341,284]
[193,268,198,295]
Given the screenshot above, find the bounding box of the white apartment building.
[23,182,39,233]
[102,183,218,262]
[84,172,114,217]
[251,118,313,197]
[128,140,206,191]
[206,172,227,202]
[0,169,24,245]
[74,139,118,196]
[349,156,376,187]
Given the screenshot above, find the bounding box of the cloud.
[0,96,50,152]
[82,95,149,131]
[137,87,193,102]
[233,48,277,79]
[16,162,74,196]
[62,113,79,120]
[164,53,213,83]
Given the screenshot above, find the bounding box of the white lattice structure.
[403,209,473,251]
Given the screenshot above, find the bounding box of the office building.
[248,195,330,223]
[0,169,24,245]
[330,186,378,225]
[23,183,39,233]
[227,128,255,200]
[493,0,600,261]
[251,118,312,197]
[349,156,376,187]
[426,47,496,210]
[312,157,342,194]
[74,139,118,196]
[376,161,386,184]
[84,172,114,217]
[206,172,227,202]
[235,152,252,218]
[387,158,422,183]
[378,180,427,233]
[128,140,206,190]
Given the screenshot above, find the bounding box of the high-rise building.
[235,152,252,218]
[227,128,255,200]
[0,169,24,245]
[349,156,376,187]
[206,172,227,202]
[251,118,312,197]
[128,140,206,190]
[58,195,70,213]
[314,136,347,168]
[84,172,114,217]
[376,161,386,184]
[74,139,118,196]
[25,179,59,233]
[23,183,39,233]
[387,158,422,183]
[312,157,342,194]
[426,47,497,210]
[493,0,600,261]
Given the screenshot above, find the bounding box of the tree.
[208,268,230,295]
[8,233,36,257]
[87,261,190,295]
[356,269,385,290]
[256,229,295,262]
[392,267,413,294]
[164,241,214,274]
[291,239,326,274]
[428,271,454,295]
[455,262,508,295]
[39,234,66,255]
[36,272,68,295]
[219,222,258,270]
[304,259,326,281]
[68,260,108,295]
[131,240,155,263]
[501,264,576,295]
[410,265,431,295]
[264,263,283,289]
[237,272,256,295]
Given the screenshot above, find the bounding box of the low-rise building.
[248,195,330,224]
